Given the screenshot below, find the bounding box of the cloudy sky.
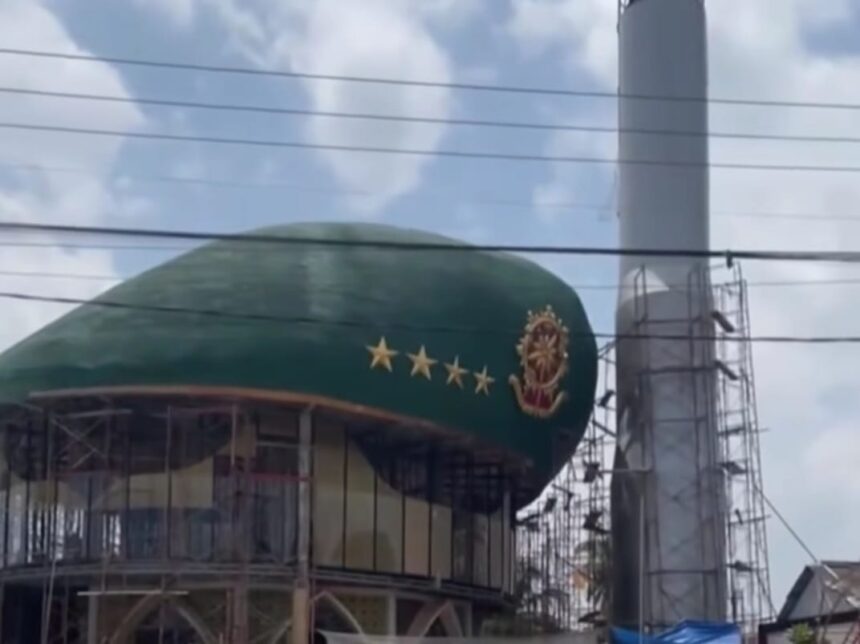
[1,0,859,608]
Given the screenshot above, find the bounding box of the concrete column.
[86,594,99,644]
[230,589,249,644]
[386,593,397,635]
[293,407,313,644]
[292,587,311,644]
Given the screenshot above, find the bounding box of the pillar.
[293,407,313,644]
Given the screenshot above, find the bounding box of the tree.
[789,622,830,644]
[481,557,565,636]
[789,623,816,644]
[575,535,611,623]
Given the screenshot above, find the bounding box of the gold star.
[474,366,495,396]
[444,356,468,389]
[366,337,398,372]
[407,345,437,380]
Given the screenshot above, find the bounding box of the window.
[404,495,429,576]
[374,474,403,573]
[344,441,375,570]
[452,508,473,583]
[312,419,345,567]
[431,503,452,580]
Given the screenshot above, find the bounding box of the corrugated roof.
[778,561,860,622]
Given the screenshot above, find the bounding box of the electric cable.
[5,122,860,173]
[3,289,860,344]
[3,86,858,145]
[0,161,616,213]
[3,48,860,111]
[7,160,860,223]
[6,268,860,291]
[5,220,860,263]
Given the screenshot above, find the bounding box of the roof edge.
[23,382,531,467]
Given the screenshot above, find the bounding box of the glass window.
[125,470,168,559]
[125,415,168,560]
[58,490,87,561]
[404,495,429,576]
[251,412,298,562]
[506,523,516,595]
[27,480,52,564]
[171,456,215,561]
[0,455,7,567]
[452,509,472,583]
[312,418,344,567]
[7,426,37,565]
[168,414,218,561]
[375,474,403,573]
[490,508,503,589]
[472,513,489,587]
[430,503,452,580]
[212,454,234,560]
[7,477,24,566]
[502,492,512,593]
[344,440,375,570]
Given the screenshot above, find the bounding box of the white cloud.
[506,0,618,222]
[288,0,453,213]
[136,0,463,214]
[507,0,617,82]
[0,239,117,351]
[705,4,860,595]
[143,0,487,33]
[805,425,860,498]
[0,2,143,191]
[531,121,616,223]
[411,0,487,25]
[0,0,145,351]
[133,0,196,29]
[508,0,860,600]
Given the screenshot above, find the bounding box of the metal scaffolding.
[516,346,614,633]
[711,264,774,630]
[518,264,771,636]
[0,395,526,642]
[0,267,772,640]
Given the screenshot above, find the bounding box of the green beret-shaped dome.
[0,223,597,494]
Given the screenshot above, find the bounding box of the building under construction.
[514,264,772,636]
[0,0,792,639]
[0,222,599,643]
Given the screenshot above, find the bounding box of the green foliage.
[789,624,815,644]
[500,556,566,635]
[576,535,611,622]
[789,623,829,644]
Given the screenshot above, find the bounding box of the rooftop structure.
[0,223,598,643]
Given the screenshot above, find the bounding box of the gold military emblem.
[509,306,569,418]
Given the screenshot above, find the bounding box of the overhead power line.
[0,270,120,282]
[0,240,187,251]
[6,268,860,291]
[4,220,860,263]
[7,161,860,223]
[5,122,860,173]
[2,48,860,111]
[0,160,611,214]
[3,86,858,145]
[3,289,860,344]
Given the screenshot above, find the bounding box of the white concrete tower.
[611,0,727,630]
